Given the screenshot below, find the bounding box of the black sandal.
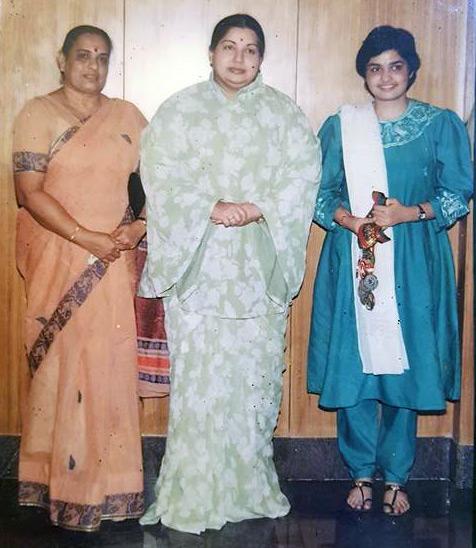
[383,483,410,516]
[347,480,373,512]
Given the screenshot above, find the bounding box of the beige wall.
[0,0,473,444]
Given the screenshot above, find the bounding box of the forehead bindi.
[73,34,109,54]
[222,27,258,45]
[221,38,258,48]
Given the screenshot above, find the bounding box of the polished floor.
[0,479,472,547]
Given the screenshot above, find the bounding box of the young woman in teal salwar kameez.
[308,26,472,516]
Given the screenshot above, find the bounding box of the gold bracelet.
[69,225,81,241]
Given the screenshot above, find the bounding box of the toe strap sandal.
[383,483,409,517]
[348,479,373,512]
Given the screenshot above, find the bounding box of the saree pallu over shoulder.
[16,98,145,368]
[14,96,146,531]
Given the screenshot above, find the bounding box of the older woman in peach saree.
[12,25,147,531]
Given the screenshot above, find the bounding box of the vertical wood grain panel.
[456,202,474,445]
[0,0,125,434]
[454,0,475,447]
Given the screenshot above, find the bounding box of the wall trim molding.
[1,436,472,489]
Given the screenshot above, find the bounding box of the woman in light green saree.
[139,13,320,534]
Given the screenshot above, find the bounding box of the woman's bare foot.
[383,484,410,516]
[347,479,373,511]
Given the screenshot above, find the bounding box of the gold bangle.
[69,225,81,241]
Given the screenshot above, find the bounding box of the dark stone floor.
[0,479,472,547]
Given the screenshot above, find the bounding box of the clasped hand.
[78,220,146,264]
[370,198,410,227]
[210,201,262,227]
[111,221,146,251]
[342,198,411,235]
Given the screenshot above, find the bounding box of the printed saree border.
[14,118,82,174]
[12,151,49,173]
[19,480,144,532]
[27,207,134,374]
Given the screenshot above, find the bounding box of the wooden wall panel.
[291,0,473,437]
[455,0,475,446]
[0,0,124,434]
[455,202,474,445]
[0,0,473,445]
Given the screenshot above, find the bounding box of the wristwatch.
[417,204,427,221]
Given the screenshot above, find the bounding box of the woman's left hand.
[238,203,263,226]
[372,198,416,227]
[111,220,146,250]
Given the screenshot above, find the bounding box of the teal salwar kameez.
[337,402,417,485]
[308,101,472,483]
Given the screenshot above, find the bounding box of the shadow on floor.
[0,479,472,547]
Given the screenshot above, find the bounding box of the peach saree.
[13,95,146,531]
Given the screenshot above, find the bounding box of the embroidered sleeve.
[431,189,469,227]
[429,110,473,231]
[13,151,49,173]
[314,115,349,231]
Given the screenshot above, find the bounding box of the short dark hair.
[61,25,113,56]
[356,25,421,89]
[209,14,265,57]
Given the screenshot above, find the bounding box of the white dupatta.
[340,103,409,375]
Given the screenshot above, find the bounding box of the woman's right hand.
[334,207,374,234]
[349,216,374,235]
[76,229,121,263]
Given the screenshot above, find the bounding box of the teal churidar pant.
[337,399,417,485]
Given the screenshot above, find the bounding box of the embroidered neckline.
[379,100,442,148]
[377,99,413,123]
